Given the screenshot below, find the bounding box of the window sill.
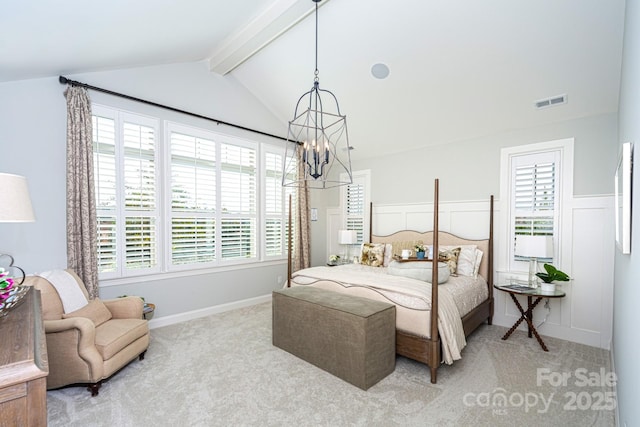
[99,259,287,287]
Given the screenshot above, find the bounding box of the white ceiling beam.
[208,0,330,75]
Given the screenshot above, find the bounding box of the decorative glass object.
[0,260,28,318]
[0,285,29,317]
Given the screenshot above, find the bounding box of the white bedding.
[289,264,488,364]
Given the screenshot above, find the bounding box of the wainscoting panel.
[570,196,614,348]
[374,212,408,236]
[372,200,493,238]
[406,210,433,232]
[449,209,492,240]
[494,195,614,349]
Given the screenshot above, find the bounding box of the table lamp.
[0,173,35,289]
[514,235,553,287]
[338,230,357,263]
[0,173,36,223]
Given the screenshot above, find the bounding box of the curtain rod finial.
[59,76,69,84]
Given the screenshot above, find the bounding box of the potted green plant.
[536,264,570,294]
[414,244,426,259]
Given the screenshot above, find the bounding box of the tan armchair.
[24,270,149,396]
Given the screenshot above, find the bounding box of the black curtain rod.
[58,75,288,143]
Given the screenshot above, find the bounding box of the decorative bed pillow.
[441,245,477,277]
[62,298,112,327]
[383,243,393,267]
[360,243,386,267]
[387,261,450,284]
[473,249,483,278]
[438,247,461,275]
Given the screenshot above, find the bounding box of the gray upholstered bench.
[272,286,396,390]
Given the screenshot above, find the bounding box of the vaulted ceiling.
[1,0,626,157]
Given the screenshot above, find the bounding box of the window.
[341,170,371,244]
[264,151,285,257]
[218,142,257,260]
[513,158,556,262]
[93,109,161,278]
[169,127,217,266]
[93,105,291,280]
[501,138,573,272]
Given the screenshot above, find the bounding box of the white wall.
[0,60,289,319]
[310,112,616,259]
[313,113,617,265]
[351,113,617,205]
[613,0,640,425]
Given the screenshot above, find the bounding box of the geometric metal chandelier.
[282,0,352,189]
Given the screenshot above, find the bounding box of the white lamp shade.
[515,235,553,258]
[338,230,357,245]
[0,173,36,222]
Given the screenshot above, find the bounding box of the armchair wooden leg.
[88,381,102,397]
[139,350,146,361]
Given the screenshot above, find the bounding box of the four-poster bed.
[285,179,494,383]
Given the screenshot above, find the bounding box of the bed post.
[369,202,373,242]
[488,195,494,323]
[287,194,292,288]
[429,179,440,384]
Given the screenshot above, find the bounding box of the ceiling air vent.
[534,94,567,110]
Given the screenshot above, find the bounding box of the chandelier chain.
[315,0,319,77]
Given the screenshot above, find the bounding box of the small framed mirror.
[614,142,633,254]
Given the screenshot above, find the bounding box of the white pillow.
[473,249,483,278]
[440,245,477,277]
[383,243,393,267]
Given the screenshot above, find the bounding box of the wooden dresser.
[0,287,49,426]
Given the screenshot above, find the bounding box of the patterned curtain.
[293,146,311,271]
[64,86,99,298]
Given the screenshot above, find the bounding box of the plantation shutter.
[220,143,257,259]
[122,120,158,270]
[345,176,365,244]
[170,131,216,265]
[93,106,303,279]
[512,156,558,264]
[264,151,285,257]
[93,115,117,273]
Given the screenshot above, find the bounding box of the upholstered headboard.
[371,230,490,281]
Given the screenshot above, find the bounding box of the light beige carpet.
[47,302,616,426]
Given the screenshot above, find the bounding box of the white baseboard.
[610,342,620,427]
[492,316,604,348]
[147,294,272,330]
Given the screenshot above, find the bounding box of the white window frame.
[164,122,219,272]
[93,104,290,283]
[262,144,290,262]
[93,105,163,280]
[499,138,574,274]
[212,132,258,266]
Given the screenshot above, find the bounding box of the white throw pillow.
[440,244,477,277]
[473,249,483,278]
[383,243,393,267]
